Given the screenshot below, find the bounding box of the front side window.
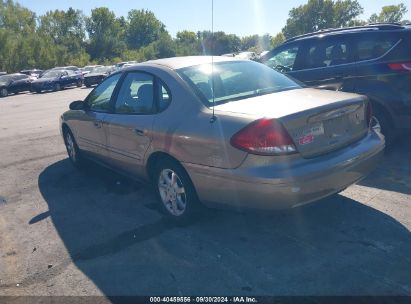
[114,72,155,114]
[87,73,121,112]
[178,60,301,106]
[265,46,300,72]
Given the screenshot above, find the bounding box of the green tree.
[38,8,88,65]
[126,9,165,49]
[369,3,408,24]
[271,32,286,48]
[0,0,36,34]
[199,31,241,55]
[241,34,272,52]
[85,7,126,61]
[175,30,200,56]
[282,0,363,38]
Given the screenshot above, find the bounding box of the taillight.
[388,62,411,72]
[230,118,297,156]
[366,101,373,128]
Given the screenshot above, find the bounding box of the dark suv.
[261,23,411,141]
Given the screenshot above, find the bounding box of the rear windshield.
[178,60,301,106]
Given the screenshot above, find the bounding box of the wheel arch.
[369,98,395,128]
[146,151,185,182]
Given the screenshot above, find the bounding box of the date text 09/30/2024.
[149,297,258,303]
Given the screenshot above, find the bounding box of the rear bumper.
[185,130,385,210]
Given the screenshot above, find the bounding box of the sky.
[17,0,411,38]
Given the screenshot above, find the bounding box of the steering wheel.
[274,65,292,73]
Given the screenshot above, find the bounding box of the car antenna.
[210,0,217,124]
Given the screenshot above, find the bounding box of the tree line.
[0,0,409,73]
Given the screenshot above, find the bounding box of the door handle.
[134,128,145,136]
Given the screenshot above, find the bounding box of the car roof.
[284,23,410,44]
[143,56,239,70]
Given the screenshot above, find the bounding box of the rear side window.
[113,72,172,115]
[357,36,399,61]
[115,72,155,115]
[301,37,354,69]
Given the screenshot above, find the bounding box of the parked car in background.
[52,66,84,78]
[121,63,138,69]
[81,65,103,76]
[259,50,270,58]
[114,61,137,71]
[235,51,258,61]
[84,66,114,87]
[31,69,83,93]
[0,73,33,97]
[60,56,383,221]
[20,69,43,80]
[261,23,411,141]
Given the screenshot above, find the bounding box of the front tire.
[63,129,82,167]
[0,88,8,97]
[154,159,199,221]
[76,80,83,87]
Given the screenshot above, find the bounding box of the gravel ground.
[0,88,410,297]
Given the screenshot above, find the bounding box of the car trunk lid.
[215,88,369,158]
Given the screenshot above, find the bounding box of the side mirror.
[69,100,87,111]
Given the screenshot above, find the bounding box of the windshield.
[41,71,63,78]
[178,60,301,106]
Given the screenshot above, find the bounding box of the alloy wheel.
[158,169,187,217]
[0,88,7,97]
[65,132,76,162]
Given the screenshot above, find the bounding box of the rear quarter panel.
[144,65,249,170]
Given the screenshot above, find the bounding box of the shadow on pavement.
[358,135,411,195]
[36,158,411,296]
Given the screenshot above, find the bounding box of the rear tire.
[76,80,83,87]
[0,88,8,97]
[153,158,200,222]
[63,128,83,167]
